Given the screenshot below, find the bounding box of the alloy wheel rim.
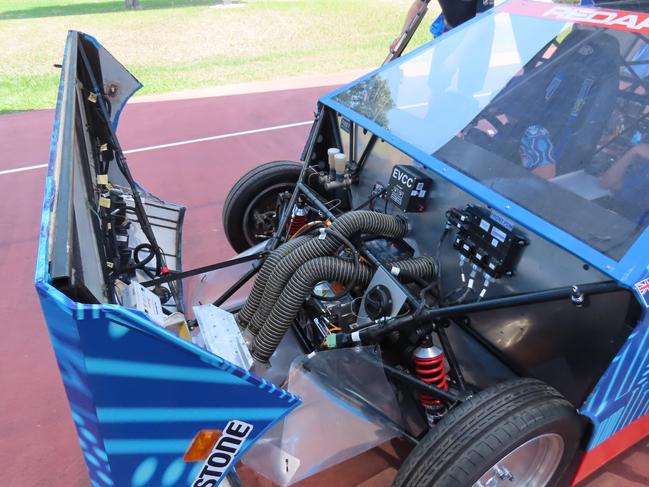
[474,433,564,487]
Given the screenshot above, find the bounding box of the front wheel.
[393,378,584,487]
[222,161,302,253]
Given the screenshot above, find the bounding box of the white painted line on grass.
[0,119,313,177]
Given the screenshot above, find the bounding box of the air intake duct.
[236,235,312,328]
[252,255,436,363]
[247,211,409,335]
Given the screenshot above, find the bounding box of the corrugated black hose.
[251,256,437,363]
[236,235,313,328]
[246,211,409,335]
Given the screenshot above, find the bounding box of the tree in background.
[125,0,140,8]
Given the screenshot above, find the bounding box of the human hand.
[599,166,624,192]
[390,35,402,54]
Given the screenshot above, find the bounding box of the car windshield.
[436,22,649,260]
[333,5,649,260]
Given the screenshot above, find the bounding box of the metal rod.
[436,323,467,392]
[355,134,377,175]
[349,120,356,165]
[381,360,464,403]
[140,252,266,287]
[357,281,620,344]
[383,0,432,64]
[213,262,261,307]
[271,110,324,249]
[328,109,343,152]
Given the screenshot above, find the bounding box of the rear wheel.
[393,378,584,487]
[222,161,302,252]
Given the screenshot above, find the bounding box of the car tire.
[392,378,584,487]
[222,161,302,253]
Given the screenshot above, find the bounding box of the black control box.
[446,205,527,278]
[364,238,414,262]
[387,164,432,212]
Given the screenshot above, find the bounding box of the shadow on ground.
[0,0,221,20]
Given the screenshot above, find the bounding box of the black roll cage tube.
[269,111,472,404]
[139,105,623,409]
[272,108,626,406]
[135,112,327,307]
[136,108,325,306]
[345,281,620,346]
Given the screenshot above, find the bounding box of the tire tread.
[222,161,302,252]
[393,379,581,487]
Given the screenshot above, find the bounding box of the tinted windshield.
[435,23,649,259]
[333,5,649,261]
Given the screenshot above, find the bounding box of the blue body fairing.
[36,31,299,487]
[37,3,649,484]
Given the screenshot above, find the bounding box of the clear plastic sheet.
[184,242,270,318]
[242,347,406,485]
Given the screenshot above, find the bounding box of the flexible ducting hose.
[251,256,372,362]
[252,256,437,363]
[246,211,409,335]
[236,235,313,328]
[388,258,439,285]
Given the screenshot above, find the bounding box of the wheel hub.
[474,433,564,487]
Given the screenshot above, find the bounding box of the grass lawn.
[0,0,433,113]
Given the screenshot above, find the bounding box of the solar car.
[37,1,648,486]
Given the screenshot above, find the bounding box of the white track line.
[0,163,49,176]
[0,120,312,177]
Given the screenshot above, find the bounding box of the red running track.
[0,85,646,487]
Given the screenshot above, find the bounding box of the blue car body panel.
[36,31,299,487]
[38,2,649,485]
[580,311,648,450]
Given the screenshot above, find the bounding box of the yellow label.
[88,92,97,103]
[99,197,111,208]
[100,143,108,152]
[179,323,191,341]
[96,174,108,185]
[106,261,114,269]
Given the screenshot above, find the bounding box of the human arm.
[600,143,649,192]
[390,0,430,53]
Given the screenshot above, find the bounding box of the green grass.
[0,0,217,20]
[0,0,432,113]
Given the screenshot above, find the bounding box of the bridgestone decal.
[192,420,253,487]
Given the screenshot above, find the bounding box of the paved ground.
[0,81,646,486]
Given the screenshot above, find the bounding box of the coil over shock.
[413,344,448,426]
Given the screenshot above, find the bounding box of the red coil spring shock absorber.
[287,202,308,236]
[414,344,448,426]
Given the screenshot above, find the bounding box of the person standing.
[390,0,494,55]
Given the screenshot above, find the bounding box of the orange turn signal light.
[183,430,222,462]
